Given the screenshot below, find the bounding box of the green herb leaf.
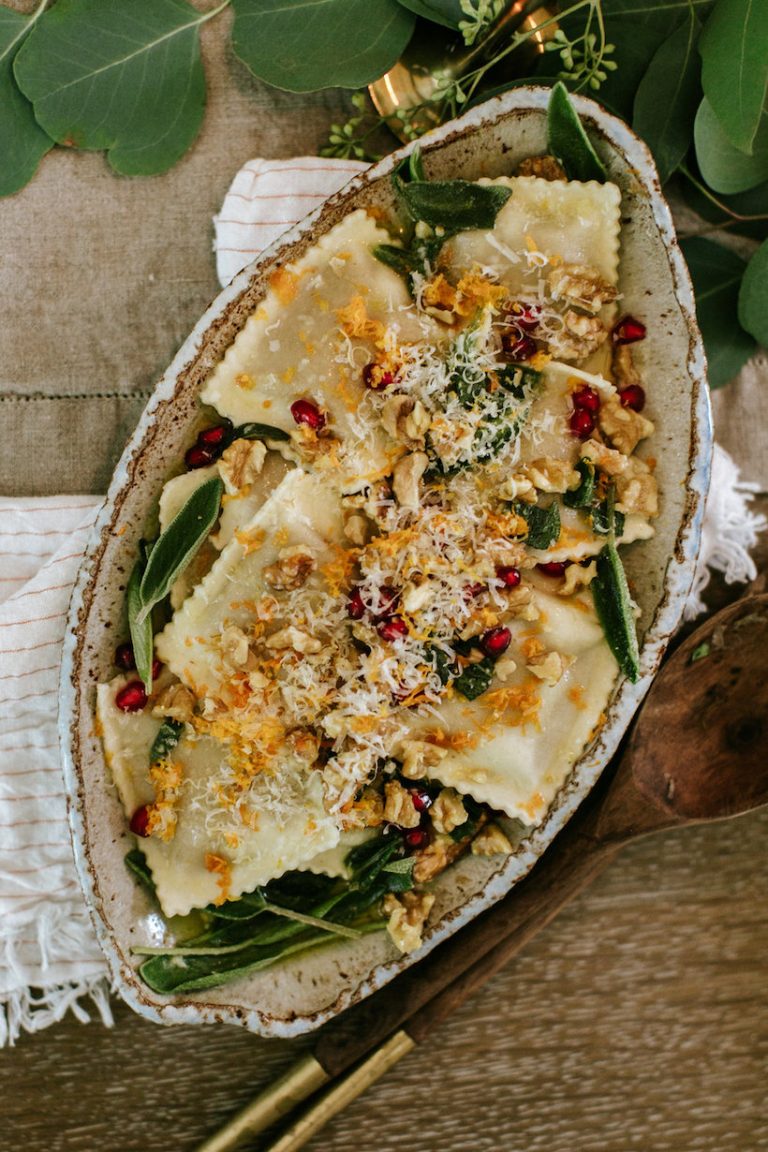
[149,719,184,764]
[125,849,155,894]
[380,855,416,892]
[263,900,362,940]
[689,640,711,663]
[632,14,702,184]
[737,238,768,346]
[393,0,464,29]
[235,421,290,443]
[397,179,512,233]
[563,458,596,509]
[497,364,542,399]
[425,644,455,686]
[0,2,53,198]
[127,558,154,692]
[15,0,211,177]
[374,243,424,279]
[699,0,768,154]
[454,657,494,701]
[230,0,415,92]
[681,237,756,388]
[513,501,561,550]
[547,82,606,183]
[590,490,640,682]
[137,475,223,624]
[694,97,768,194]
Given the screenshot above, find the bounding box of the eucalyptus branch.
[680,165,768,224]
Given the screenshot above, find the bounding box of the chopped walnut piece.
[548,263,619,314]
[598,394,655,456]
[220,625,250,667]
[525,457,581,494]
[580,438,628,477]
[471,823,514,857]
[412,834,465,883]
[615,455,658,517]
[428,413,475,469]
[505,583,540,621]
[217,438,266,495]
[558,561,597,596]
[494,654,518,681]
[343,512,370,546]
[341,787,385,831]
[527,649,572,685]
[152,682,195,724]
[517,155,567,181]
[383,780,421,829]
[287,727,320,765]
[380,394,431,448]
[383,890,436,953]
[612,342,642,390]
[264,544,316,591]
[430,788,468,835]
[392,451,429,511]
[421,274,460,323]
[549,310,609,361]
[498,473,537,503]
[265,626,322,654]
[399,739,448,780]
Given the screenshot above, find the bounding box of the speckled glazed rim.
[60,86,712,1038]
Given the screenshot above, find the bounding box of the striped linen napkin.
[1,158,765,1047]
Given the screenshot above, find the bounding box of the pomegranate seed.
[612,315,646,345]
[151,658,163,682]
[404,826,430,850]
[290,398,326,431]
[362,362,395,391]
[377,616,409,642]
[373,585,400,618]
[569,408,595,439]
[501,329,537,362]
[479,626,512,659]
[619,384,646,412]
[348,587,366,620]
[114,642,135,671]
[496,565,521,588]
[115,680,148,713]
[409,789,433,813]
[464,582,487,600]
[129,804,152,838]
[508,302,541,332]
[571,385,600,413]
[198,421,232,448]
[537,561,570,577]
[185,443,217,469]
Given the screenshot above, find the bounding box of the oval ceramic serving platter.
[60,87,711,1038]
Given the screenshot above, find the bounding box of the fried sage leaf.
[547,81,607,183]
[513,500,561,550]
[396,178,512,233]
[137,474,223,624]
[235,421,290,443]
[149,719,184,764]
[127,558,154,692]
[591,490,640,682]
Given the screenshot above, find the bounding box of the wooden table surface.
[1,7,767,1151]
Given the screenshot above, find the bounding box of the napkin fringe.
[1,974,114,1048]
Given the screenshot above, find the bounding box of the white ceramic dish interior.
[59,87,711,1038]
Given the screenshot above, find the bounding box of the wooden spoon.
[196,593,768,1152]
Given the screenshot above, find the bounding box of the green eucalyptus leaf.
[681,237,756,387]
[699,0,768,154]
[397,179,512,232]
[632,14,701,184]
[137,475,223,623]
[127,558,154,692]
[394,0,463,29]
[14,0,209,177]
[230,0,415,93]
[546,82,606,183]
[738,239,768,346]
[0,3,53,198]
[694,97,768,193]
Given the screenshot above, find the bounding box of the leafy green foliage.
[699,0,768,154]
[681,238,757,388]
[396,178,512,232]
[453,657,494,700]
[738,239,768,346]
[694,97,768,194]
[591,490,639,682]
[681,174,768,241]
[127,559,154,693]
[235,421,290,443]
[15,0,211,176]
[563,458,596,509]
[149,719,184,764]
[394,0,464,29]
[547,82,606,182]
[0,3,52,198]
[513,501,561,551]
[632,14,701,184]
[230,0,415,92]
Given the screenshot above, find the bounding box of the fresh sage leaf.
[374,243,424,279]
[262,901,362,940]
[235,421,290,443]
[397,179,512,233]
[591,490,640,682]
[591,501,625,538]
[393,0,464,29]
[137,475,223,624]
[547,81,606,183]
[149,719,184,764]
[632,14,702,184]
[699,0,768,155]
[230,0,415,93]
[694,97,768,194]
[0,3,53,199]
[454,657,494,701]
[564,459,596,509]
[681,237,756,388]
[737,238,768,346]
[127,558,154,692]
[513,500,561,551]
[15,0,211,177]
